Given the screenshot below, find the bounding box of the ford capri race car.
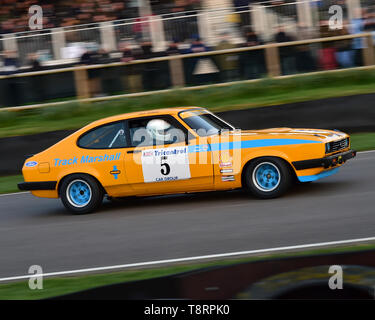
[18,107,356,214]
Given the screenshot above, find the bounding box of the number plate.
[141,146,191,183]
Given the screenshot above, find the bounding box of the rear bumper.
[292,150,357,170]
[18,181,57,191]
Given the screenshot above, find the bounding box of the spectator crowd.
[1,1,375,98]
[0,0,202,34]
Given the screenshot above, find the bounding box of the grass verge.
[0,175,23,194]
[350,132,375,152]
[1,68,375,138]
[1,242,374,300]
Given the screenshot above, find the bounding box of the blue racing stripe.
[189,139,321,153]
[298,167,339,182]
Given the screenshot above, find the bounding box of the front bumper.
[18,181,57,191]
[292,150,357,170]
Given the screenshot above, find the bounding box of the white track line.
[1,236,375,282]
[0,191,28,197]
[358,150,375,154]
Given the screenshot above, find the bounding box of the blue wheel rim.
[67,180,92,208]
[252,162,281,192]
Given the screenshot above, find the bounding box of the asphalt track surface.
[0,152,374,279]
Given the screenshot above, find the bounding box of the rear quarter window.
[78,122,127,149]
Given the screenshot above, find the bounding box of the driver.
[146,119,172,144]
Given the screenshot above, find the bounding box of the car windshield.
[180,110,234,137]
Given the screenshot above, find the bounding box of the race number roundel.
[141,146,191,183]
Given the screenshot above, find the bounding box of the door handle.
[127,150,141,154]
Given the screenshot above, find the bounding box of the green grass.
[0,132,374,196]
[0,175,23,194]
[350,132,375,152]
[2,68,375,138]
[1,242,375,300]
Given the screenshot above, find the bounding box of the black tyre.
[60,174,103,214]
[243,157,293,199]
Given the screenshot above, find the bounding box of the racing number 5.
[161,157,170,176]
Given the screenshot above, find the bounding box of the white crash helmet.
[146,119,172,142]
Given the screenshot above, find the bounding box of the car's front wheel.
[60,174,103,214]
[243,157,292,199]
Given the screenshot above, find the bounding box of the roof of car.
[88,106,204,128]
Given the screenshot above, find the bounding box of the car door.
[123,115,214,195]
[75,120,133,197]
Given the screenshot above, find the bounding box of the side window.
[128,116,186,147]
[78,122,127,149]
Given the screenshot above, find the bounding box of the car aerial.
[18,107,356,214]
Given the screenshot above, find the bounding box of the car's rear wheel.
[243,157,292,199]
[60,174,103,214]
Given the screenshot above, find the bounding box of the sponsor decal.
[220,162,233,168]
[143,150,153,157]
[53,152,121,167]
[221,175,235,182]
[219,152,233,168]
[141,146,190,183]
[25,161,38,167]
[220,169,233,174]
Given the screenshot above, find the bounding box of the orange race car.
[18,107,356,214]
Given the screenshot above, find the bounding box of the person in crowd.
[132,16,151,42]
[274,26,297,75]
[240,28,264,79]
[165,39,186,87]
[350,8,366,67]
[295,23,317,73]
[26,53,42,71]
[189,36,209,53]
[79,46,110,97]
[95,47,118,94]
[138,40,167,91]
[26,53,45,103]
[1,50,19,74]
[188,36,218,85]
[214,32,239,82]
[166,39,182,56]
[318,22,338,70]
[121,42,136,62]
[233,0,251,29]
[1,50,21,106]
[119,41,142,93]
[79,49,93,65]
[138,41,156,60]
[335,22,355,69]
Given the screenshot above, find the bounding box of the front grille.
[326,138,350,154]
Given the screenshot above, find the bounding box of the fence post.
[51,28,66,60]
[297,1,313,29]
[74,68,91,101]
[150,15,166,52]
[2,33,18,52]
[251,4,273,42]
[362,35,375,67]
[198,12,215,46]
[265,45,281,77]
[346,0,362,21]
[169,57,185,87]
[100,21,117,51]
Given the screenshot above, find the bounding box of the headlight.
[325,143,331,153]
